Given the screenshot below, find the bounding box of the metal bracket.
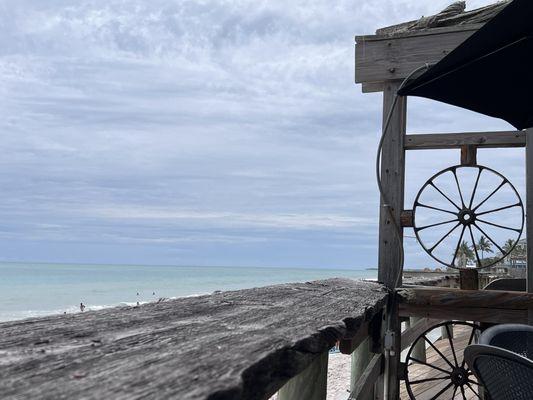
[384,330,396,352]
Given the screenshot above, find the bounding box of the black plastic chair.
[465,324,533,400]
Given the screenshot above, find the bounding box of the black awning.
[398,0,533,130]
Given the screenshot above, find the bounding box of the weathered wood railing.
[0,278,389,400]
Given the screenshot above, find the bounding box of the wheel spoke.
[473,179,507,212]
[429,382,454,400]
[452,169,466,208]
[409,356,452,375]
[477,218,521,233]
[452,385,459,399]
[461,385,467,400]
[430,181,462,210]
[461,327,478,368]
[416,202,458,216]
[468,225,482,268]
[466,382,482,399]
[429,223,461,253]
[467,379,481,387]
[468,168,482,209]
[476,202,521,217]
[415,218,458,232]
[473,224,504,254]
[446,324,459,367]
[410,376,449,385]
[451,225,467,267]
[424,335,456,370]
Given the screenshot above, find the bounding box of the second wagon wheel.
[413,165,524,269]
[404,321,482,399]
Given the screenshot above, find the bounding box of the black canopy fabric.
[398,0,533,130]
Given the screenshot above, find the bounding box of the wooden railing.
[0,278,389,400]
[4,274,515,400]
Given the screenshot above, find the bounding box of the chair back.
[465,344,533,400]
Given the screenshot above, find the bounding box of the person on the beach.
[80,302,85,312]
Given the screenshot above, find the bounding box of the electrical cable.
[375,63,433,290]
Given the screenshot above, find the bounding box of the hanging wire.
[375,63,433,289]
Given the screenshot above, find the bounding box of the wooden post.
[526,128,533,324]
[351,339,373,400]
[278,351,328,400]
[409,317,426,362]
[377,81,406,400]
[378,81,406,289]
[460,269,479,290]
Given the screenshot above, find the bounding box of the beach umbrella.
[398,0,533,130]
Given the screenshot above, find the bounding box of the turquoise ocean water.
[0,263,376,322]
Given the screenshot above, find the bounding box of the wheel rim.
[404,321,482,400]
[413,165,524,270]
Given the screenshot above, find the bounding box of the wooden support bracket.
[460,145,477,166]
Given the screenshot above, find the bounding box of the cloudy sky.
[0,0,524,269]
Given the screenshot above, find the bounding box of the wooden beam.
[349,354,384,400]
[401,318,441,351]
[527,128,533,324]
[355,25,480,84]
[350,339,373,400]
[378,82,406,288]
[400,304,526,324]
[340,320,370,354]
[404,130,525,150]
[278,351,328,400]
[378,80,406,400]
[397,287,533,324]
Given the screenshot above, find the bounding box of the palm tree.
[455,240,474,267]
[476,236,493,262]
[503,239,515,267]
[503,238,515,251]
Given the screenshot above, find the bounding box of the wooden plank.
[350,338,373,400]
[278,351,328,400]
[397,286,533,310]
[349,354,384,400]
[460,269,479,290]
[401,318,441,351]
[397,286,533,324]
[378,82,406,288]
[0,279,388,400]
[460,145,477,166]
[355,25,479,84]
[340,321,369,355]
[378,80,405,400]
[527,128,533,324]
[400,304,527,324]
[404,130,525,150]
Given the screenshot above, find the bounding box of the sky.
[0,0,525,269]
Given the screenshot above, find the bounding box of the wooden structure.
[0,279,388,400]
[355,1,533,399]
[3,3,533,400]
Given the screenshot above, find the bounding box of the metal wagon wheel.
[404,321,482,400]
[413,165,524,270]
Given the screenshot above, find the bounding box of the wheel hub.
[450,367,469,386]
[458,209,476,225]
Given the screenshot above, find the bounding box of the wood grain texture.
[348,354,383,400]
[397,286,533,324]
[0,279,388,400]
[355,26,478,84]
[404,130,525,150]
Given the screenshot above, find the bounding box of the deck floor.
[400,324,482,400]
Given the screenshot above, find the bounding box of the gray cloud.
[0,0,516,268]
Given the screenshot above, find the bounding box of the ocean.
[0,262,376,322]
